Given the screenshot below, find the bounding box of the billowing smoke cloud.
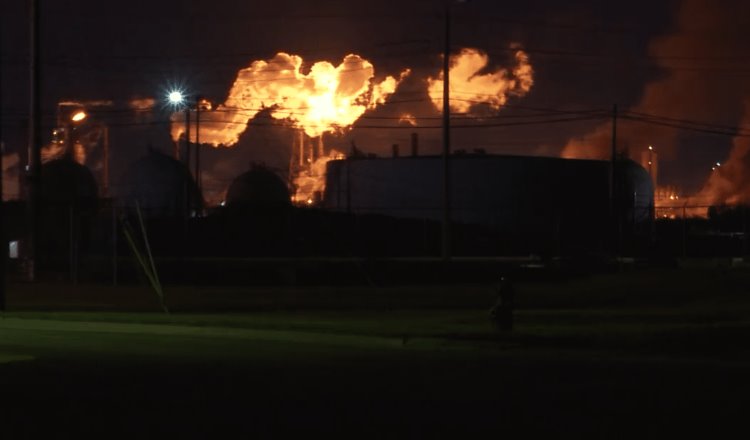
[173,52,409,144]
[428,48,533,113]
[562,0,750,162]
[693,101,750,205]
[129,98,156,111]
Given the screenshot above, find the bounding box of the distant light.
[220,201,226,207]
[71,111,87,122]
[648,145,653,151]
[716,162,721,167]
[8,241,18,259]
[648,161,652,165]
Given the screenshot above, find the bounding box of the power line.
[621,114,750,137]
[624,110,750,133]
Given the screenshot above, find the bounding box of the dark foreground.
[2,265,750,437]
[2,322,747,438]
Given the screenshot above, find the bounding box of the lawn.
[1,265,750,436]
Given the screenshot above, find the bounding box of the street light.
[71,111,87,123]
[167,90,185,107]
[56,104,89,161]
[166,88,193,163]
[165,89,210,217]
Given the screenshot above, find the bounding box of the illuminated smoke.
[173,52,409,145]
[692,101,750,206]
[399,113,417,126]
[427,47,533,113]
[292,149,345,205]
[129,98,156,111]
[562,0,750,161]
[42,141,66,163]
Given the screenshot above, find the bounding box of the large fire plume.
[171,52,407,206]
[173,52,409,145]
[427,47,533,113]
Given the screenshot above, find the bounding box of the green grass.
[3,265,750,361]
[4,266,750,437]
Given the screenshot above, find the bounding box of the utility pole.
[103,126,109,197]
[184,107,191,228]
[184,107,191,172]
[0,139,4,311]
[0,22,5,309]
[611,104,618,255]
[27,0,41,281]
[441,4,452,262]
[195,100,201,198]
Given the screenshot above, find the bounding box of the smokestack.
[317,135,324,160]
[641,148,658,188]
[392,144,399,158]
[411,133,418,157]
[298,130,304,167]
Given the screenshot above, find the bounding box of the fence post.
[743,205,747,257]
[112,204,117,286]
[682,203,687,258]
[69,204,75,283]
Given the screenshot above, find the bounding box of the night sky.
[2,0,749,202]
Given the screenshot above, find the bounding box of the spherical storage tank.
[38,158,99,263]
[40,158,98,208]
[323,154,654,253]
[113,149,202,217]
[225,166,290,209]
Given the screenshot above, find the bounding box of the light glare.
[71,111,87,122]
[168,90,184,105]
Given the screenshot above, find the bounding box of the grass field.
[2,265,750,436]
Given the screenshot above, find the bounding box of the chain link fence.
[7,199,750,284]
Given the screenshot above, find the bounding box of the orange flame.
[399,113,417,126]
[427,47,533,113]
[173,52,409,145]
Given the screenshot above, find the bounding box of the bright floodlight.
[168,90,184,105]
[71,111,87,122]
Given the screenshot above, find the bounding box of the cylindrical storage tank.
[323,154,654,254]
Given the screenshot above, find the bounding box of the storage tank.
[38,158,99,266]
[113,149,201,217]
[323,154,653,254]
[225,166,290,209]
[40,158,98,208]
